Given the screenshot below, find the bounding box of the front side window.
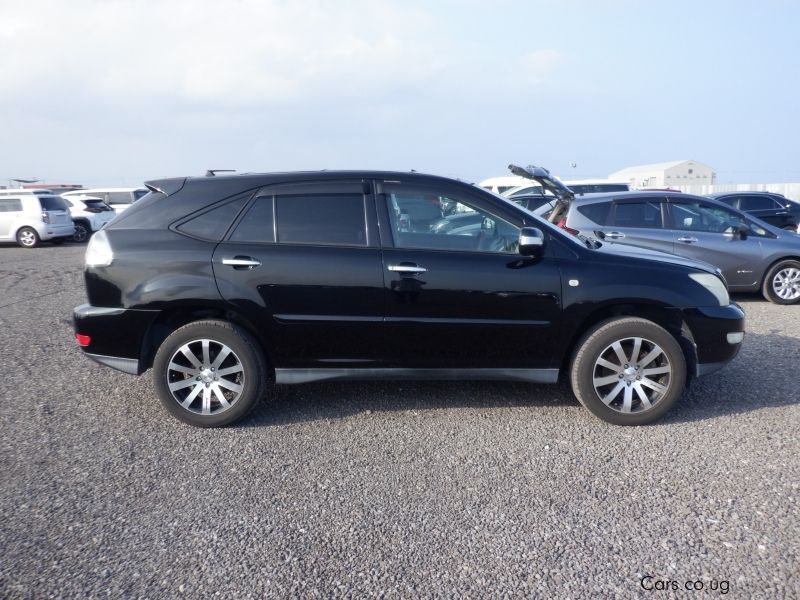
[612,201,663,228]
[670,201,767,236]
[384,186,520,253]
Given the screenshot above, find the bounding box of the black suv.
[73,168,745,427]
[707,191,800,231]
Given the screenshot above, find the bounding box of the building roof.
[610,160,712,177]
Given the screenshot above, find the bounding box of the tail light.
[41,211,50,224]
[75,333,91,347]
[557,218,579,236]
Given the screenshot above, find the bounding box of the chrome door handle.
[388,264,427,274]
[677,236,698,243]
[222,257,262,268]
[605,231,625,240]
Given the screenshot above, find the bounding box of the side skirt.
[274,368,559,385]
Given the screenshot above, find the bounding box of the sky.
[1,0,799,187]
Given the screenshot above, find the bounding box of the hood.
[594,241,720,276]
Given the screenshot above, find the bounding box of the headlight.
[689,273,729,306]
[85,229,114,267]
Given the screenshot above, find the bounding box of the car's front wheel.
[153,320,267,427]
[570,317,687,425]
[762,259,800,304]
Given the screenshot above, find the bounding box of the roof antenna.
[205,169,236,177]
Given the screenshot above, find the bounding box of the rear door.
[377,180,562,370]
[582,196,674,254]
[212,180,386,368]
[666,198,764,287]
[0,198,24,238]
[739,194,789,229]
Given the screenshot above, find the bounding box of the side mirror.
[737,222,750,240]
[519,227,545,256]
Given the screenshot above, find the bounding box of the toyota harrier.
[73,167,744,427]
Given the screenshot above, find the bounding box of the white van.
[63,187,148,214]
[0,189,75,247]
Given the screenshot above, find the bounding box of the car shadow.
[237,331,799,428]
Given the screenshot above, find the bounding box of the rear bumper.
[682,303,745,377]
[39,223,75,240]
[73,304,160,375]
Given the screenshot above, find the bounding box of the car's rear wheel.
[762,259,800,304]
[570,317,686,425]
[16,227,39,248]
[153,320,267,427]
[72,221,90,243]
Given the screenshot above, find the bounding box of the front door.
[377,181,562,370]
[667,199,765,288]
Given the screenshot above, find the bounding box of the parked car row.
[0,186,146,247]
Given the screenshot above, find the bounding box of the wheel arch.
[140,305,273,373]
[760,255,800,287]
[560,303,697,383]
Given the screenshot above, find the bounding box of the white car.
[0,189,75,247]
[63,187,148,214]
[61,195,117,243]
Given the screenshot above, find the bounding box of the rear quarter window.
[175,194,250,241]
[0,199,23,212]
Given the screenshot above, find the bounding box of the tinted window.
[133,189,148,200]
[570,184,629,194]
[177,195,250,241]
[740,195,779,211]
[229,197,275,243]
[385,187,519,253]
[576,201,611,225]
[39,196,69,211]
[715,196,737,207]
[0,199,23,212]
[612,201,663,228]
[276,194,366,245]
[83,199,112,211]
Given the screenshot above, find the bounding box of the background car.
[61,194,116,243]
[535,190,800,304]
[0,189,75,247]
[62,187,148,214]
[707,191,800,232]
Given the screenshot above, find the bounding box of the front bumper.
[681,303,745,377]
[73,304,160,375]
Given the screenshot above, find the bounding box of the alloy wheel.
[165,338,245,415]
[19,230,37,247]
[772,267,800,301]
[592,336,672,414]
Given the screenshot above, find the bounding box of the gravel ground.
[1,244,798,598]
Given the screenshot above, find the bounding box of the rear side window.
[740,195,779,211]
[176,194,250,241]
[39,197,69,211]
[0,199,23,212]
[276,194,366,245]
[229,197,275,243]
[576,201,611,225]
[612,201,663,228]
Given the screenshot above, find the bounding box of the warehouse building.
[609,160,715,189]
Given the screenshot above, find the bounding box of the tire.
[570,317,687,425]
[762,259,800,304]
[152,320,267,427]
[72,221,90,243]
[16,227,40,248]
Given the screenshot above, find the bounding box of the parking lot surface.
[1,245,798,597]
